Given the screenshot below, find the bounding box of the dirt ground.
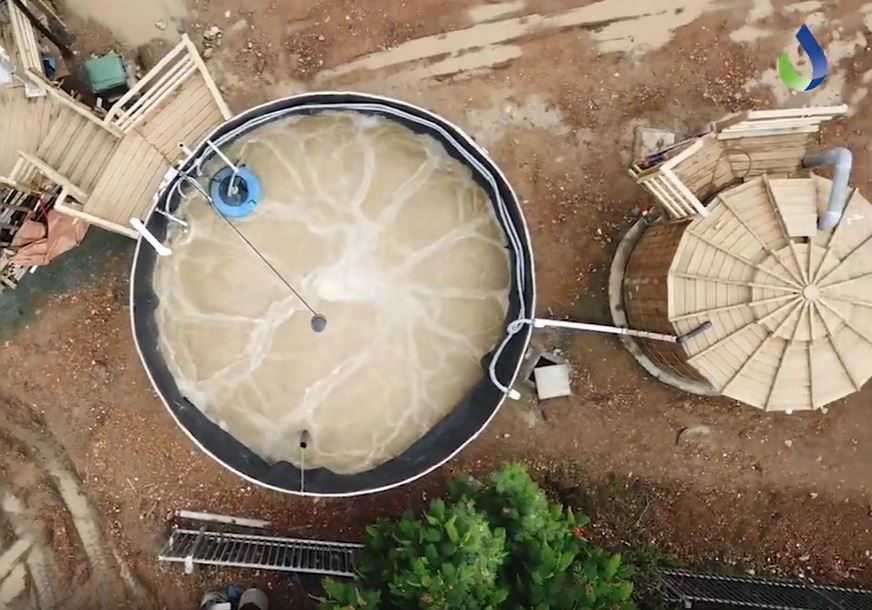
[3,0,872,608]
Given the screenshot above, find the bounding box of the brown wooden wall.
[671,135,737,203]
[723,132,816,178]
[624,219,707,383]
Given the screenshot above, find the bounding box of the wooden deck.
[67,132,171,238]
[57,34,231,235]
[35,107,119,192]
[138,74,226,163]
[0,34,231,238]
[0,85,59,176]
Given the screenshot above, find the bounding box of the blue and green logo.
[778,25,828,91]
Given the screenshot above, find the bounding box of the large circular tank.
[130,93,535,496]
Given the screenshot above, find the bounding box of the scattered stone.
[676,424,713,446]
[203,47,214,60]
[317,34,326,41]
[224,10,232,18]
[203,25,222,40]
[228,18,249,34]
[247,41,254,49]
[91,361,113,384]
[155,20,167,31]
[810,492,819,499]
[784,439,793,448]
[633,126,676,160]
[799,554,811,562]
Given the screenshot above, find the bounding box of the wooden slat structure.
[0,34,231,238]
[7,0,44,94]
[629,106,848,220]
[0,84,59,175]
[624,173,872,412]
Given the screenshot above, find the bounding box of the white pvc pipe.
[532,318,678,343]
[205,139,241,195]
[130,218,172,256]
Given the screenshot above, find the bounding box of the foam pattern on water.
[153,112,510,474]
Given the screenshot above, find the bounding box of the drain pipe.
[802,147,853,231]
[533,319,712,345]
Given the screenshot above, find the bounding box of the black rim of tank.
[129,92,536,497]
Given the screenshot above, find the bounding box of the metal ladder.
[158,526,363,578]
[661,568,872,609]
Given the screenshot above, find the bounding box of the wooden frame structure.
[629,105,848,220]
[6,0,44,96]
[623,106,872,412]
[1,34,231,238]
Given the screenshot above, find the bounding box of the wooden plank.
[183,34,232,119]
[718,126,819,140]
[154,92,220,157]
[112,141,167,222]
[644,178,682,218]
[141,79,214,156]
[39,111,82,165]
[662,168,707,216]
[56,120,94,178]
[78,136,119,192]
[9,1,42,74]
[746,105,848,120]
[85,133,142,210]
[68,127,118,192]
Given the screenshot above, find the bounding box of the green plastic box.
[83,52,127,95]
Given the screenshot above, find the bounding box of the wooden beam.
[53,199,139,238]
[17,152,87,201]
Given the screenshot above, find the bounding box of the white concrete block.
[533,364,571,400]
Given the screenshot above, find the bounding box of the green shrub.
[319,464,637,610]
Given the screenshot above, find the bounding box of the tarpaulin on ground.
[9,211,88,266]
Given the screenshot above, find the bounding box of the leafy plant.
[319,464,637,610]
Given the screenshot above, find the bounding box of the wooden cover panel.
[660,176,872,411]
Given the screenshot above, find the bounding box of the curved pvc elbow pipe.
[802,147,853,231]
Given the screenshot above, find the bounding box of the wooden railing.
[103,34,231,134]
[7,0,43,84]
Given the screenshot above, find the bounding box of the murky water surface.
[154,112,510,473]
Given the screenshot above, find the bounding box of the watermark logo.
[778,25,828,91]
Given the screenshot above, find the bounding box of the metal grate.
[661,569,872,610]
[158,527,363,578]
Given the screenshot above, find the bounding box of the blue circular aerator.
[210,166,261,219]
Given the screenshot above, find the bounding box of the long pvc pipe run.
[503,318,712,400]
[532,318,712,345]
[802,147,853,231]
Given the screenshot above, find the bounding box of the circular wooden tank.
[623,175,872,411]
